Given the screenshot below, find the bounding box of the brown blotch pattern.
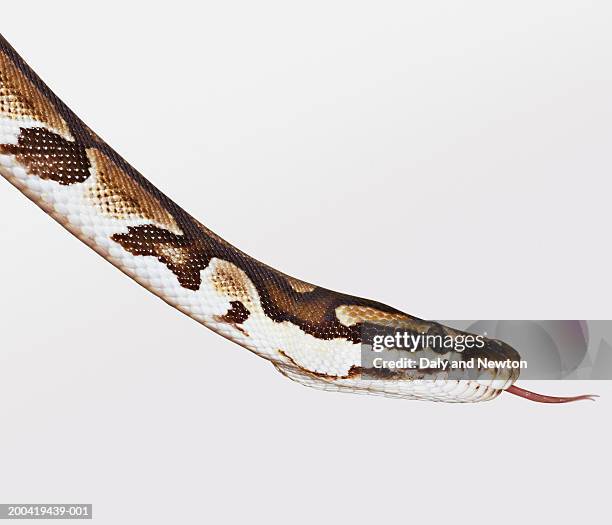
[263,280,339,326]
[111,225,205,290]
[112,221,409,342]
[0,50,70,137]
[220,301,251,325]
[87,148,180,232]
[0,127,90,185]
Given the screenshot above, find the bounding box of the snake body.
[0,34,594,403]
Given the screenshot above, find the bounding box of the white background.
[1,1,610,523]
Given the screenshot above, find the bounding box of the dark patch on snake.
[111,221,414,343]
[0,127,90,185]
[221,301,250,325]
[110,223,410,344]
[111,225,204,290]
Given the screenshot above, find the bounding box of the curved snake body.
[0,34,594,403]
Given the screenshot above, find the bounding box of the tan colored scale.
[285,276,316,293]
[335,304,428,330]
[0,50,70,138]
[87,148,181,234]
[210,259,257,305]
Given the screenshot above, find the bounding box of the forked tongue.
[506,385,598,403]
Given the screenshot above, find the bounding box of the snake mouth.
[359,321,526,391]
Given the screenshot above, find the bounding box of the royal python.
[0,34,595,404]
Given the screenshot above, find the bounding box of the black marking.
[221,301,250,325]
[0,127,90,185]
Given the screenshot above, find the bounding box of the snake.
[0,33,595,404]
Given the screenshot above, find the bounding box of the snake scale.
[0,34,595,403]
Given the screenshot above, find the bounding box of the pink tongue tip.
[506,385,599,403]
